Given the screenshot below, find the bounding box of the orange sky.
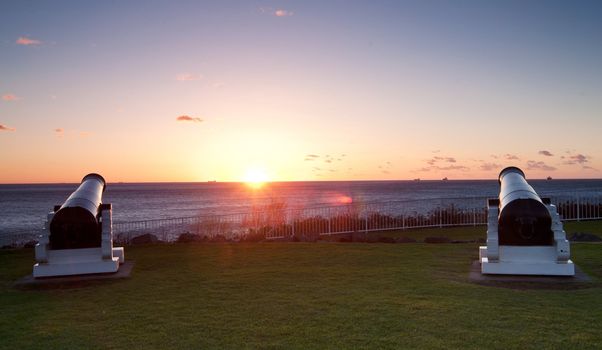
[1,2,601,183]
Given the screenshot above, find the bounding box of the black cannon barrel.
[49,173,106,249]
[497,167,552,246]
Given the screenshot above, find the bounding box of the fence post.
[439,206,442,228]
[577,195,581,222]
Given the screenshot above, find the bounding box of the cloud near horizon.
[563,154,592,169]
[0,124,16,132]
[2,94,19,101]
[176,115,203,123]
[526,160,556,171]
[426,156,456,165]
[538,150,554,157]
[419,165,469,172]
[16,36,41,45]
[480,162,502,171]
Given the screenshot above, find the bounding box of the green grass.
[1,229,602,349]
[370,219,602,242]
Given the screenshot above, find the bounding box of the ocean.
[1,179,602,234]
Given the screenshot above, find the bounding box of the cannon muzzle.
[497,167,553,246]
[49,173,106,249]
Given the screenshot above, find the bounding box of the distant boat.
[207,180,217,183]
[547,176,553,181]
[413,178,420,181]
[442,177,448,181]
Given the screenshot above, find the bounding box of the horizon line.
[2,177,601,186]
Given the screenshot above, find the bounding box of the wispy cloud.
[0,124,16,132]
[504,154,519,160]
[274,9,293,17]
[526,160,556,171]
[176,115,203,123]
[419,165,469,172]
[2,94,19,101]
[480,162,501,171]
[176,73,203,81]
[420,155,467,172]
[565,154,588,165]
[538,150,554,157]
[304,154,319,161]
[426,156,456,165]
[54,128,64,137]
[16,36,42,45]
[260,7,294,17]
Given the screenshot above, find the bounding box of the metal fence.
[2,194,601,247]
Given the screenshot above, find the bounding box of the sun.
[243,167,269,189]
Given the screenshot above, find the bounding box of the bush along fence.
[2,194,602,248]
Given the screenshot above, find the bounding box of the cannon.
[49,173,106,249]
[479,167,574,276]
[497,167,553,246]
[33,173,124,278]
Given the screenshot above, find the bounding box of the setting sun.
[243,167,269,189]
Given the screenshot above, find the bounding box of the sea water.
[1,180,602,234]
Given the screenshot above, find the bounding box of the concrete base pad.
[14,261,133,290]
[469,261,593,290]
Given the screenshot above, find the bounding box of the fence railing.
[2,194,601,247]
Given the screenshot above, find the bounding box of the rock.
[130,233,159,245]
[569,232,602,242]
[396,236,417,243]
[424,236,451,244]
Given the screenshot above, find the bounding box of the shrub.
[177,233,203,243]
[424,236,451,244]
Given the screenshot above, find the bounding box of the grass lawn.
[372,219,602,242]
[1,225,602,349]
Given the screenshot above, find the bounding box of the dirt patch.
[13,261,134,290]
[467,260,596,290]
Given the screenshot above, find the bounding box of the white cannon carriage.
[33,174,124,278]
[480,167,574,276]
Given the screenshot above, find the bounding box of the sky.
[1,0,601,183]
